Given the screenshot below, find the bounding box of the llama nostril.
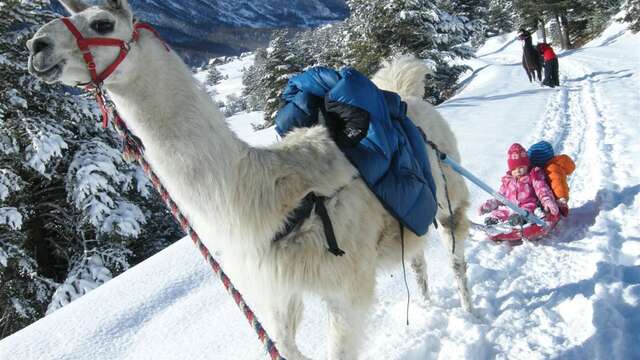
[31,38,51,55]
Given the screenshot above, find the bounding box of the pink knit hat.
[507,143,531,170]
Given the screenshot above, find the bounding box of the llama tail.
[370,55,432,98]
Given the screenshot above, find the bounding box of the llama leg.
[325,280,374,360]
[411,253,430,302]
[265,294,308,360]
[450,225,473,312]
[438,208,473,312]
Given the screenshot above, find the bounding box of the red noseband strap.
[60,17,169,127]
[61,17,133,85]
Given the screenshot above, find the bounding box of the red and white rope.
[112,112,285,360]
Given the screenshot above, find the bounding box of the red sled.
[479,213,561,242]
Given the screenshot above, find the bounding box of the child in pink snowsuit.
[480,143,559,225]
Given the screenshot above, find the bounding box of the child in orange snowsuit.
[528,141,576,216]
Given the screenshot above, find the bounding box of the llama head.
[27,0,135,86]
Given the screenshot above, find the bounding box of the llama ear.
[59,0,89,14]
[105,0,133,22]
[105,0,131,12]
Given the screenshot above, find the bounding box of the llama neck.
[105,34,244,156]
[103,33,248,237]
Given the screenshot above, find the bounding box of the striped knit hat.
[528,141,555,167]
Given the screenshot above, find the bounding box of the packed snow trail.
[1,21,639,360]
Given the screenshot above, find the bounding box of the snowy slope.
[193,55,255,103]
[1,20,639,360]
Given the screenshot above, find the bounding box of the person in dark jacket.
[537,42,560,87]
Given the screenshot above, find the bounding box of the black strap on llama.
[273,192,345,256]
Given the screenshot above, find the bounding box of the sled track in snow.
[534,58,624,207]
[462,45,640,359]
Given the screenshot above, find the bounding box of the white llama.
[27,1,472,358]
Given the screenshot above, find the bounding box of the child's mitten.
[542,197,559,216]
[479,199,499,215]
[557,198,569,217]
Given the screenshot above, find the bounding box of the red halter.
[61,17,169,127]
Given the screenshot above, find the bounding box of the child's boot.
[484,217,499,226]
[509,214,527,226]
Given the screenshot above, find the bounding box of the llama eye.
[90,20,115,34]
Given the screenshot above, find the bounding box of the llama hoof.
[461,299,474,314]
[422,293,431,303]
[465,305,481,320]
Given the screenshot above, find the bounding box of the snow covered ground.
[1,20,639,360]
[193,54,255,103]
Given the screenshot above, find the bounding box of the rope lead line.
[111,109,285,360]
[66,17,284,358]
[425,140,548,229]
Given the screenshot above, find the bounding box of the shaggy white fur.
[28,2,473,359]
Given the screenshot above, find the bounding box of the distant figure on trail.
[537,42,560,87]
[518,28,542,83]
[479,143,559,226]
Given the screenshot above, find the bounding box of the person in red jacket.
[537,42,560,87]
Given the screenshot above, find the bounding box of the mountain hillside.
[51,0,349,63]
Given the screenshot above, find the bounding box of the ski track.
[394,36,640,359]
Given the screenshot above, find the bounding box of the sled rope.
[107,104,285,360]
[424,139,548,228]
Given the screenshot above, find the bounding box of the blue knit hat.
[528,141,555,167]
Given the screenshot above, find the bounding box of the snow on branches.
[0,1,181,338]
[46,255,113,315]
[67,140,147,237]
[0,207,22,230]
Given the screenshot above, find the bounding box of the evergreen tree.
[341,0,390,75]
[260,30,301,126]
[622,0,640,32]
[513,0,623,47]
[222,94,248,117]
[486,0,515,36]
[0,0,181,338]
[342,0,476,103]
[569,0,623,44]
[241,48,268,112]
[206,65,225,86]
[294,22,348,69]
[46,255,113,314]
[437,0,489,46]
[241,1,479,109]
[513,0,545,34]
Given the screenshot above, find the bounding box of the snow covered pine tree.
[206,65,225,87]
[0,0,181,338]
[261,30,302,126]
[343,0,477,103]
